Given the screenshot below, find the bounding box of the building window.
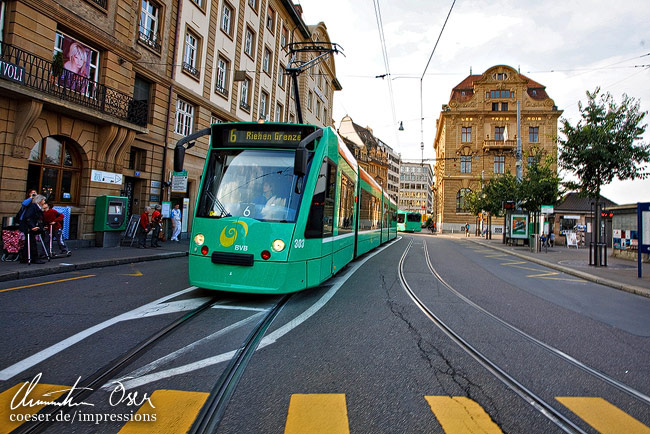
[263,47,272,75]
[266,6,275,33]
[461,126,471,142]
[221,2,233,36]
[494,126,505,141]
[501,102,508,111]
[210,114,224,124]
[128,147,147,171]
[494,155,505,174]
[240,77,251,111]
[456,188,471,213]
[190,0,202,8]
[460,156,471,173]
[244,27,255,58]
[248,0,257,11]
[528,156,537,167]
[281,26,289,48]
[27,137,81,205]
[139,0,160,50]
[215,55,229,96]
[529,126,539,142]
[492,102,499,111]
[488,90,511,99]
[323,108,328,125]
[496,72,506,80]
[307,91,313,111]
[278,63,286,88]
[132,75,151,124]
[315,100,321,119]
[175,99,194,136]
[275,102,283,122]
[259,90,269,120]
[182,30,199,77]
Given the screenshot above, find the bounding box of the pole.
[638,203,642,278]
[516,100,522,181]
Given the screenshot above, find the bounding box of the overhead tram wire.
[373,0,399,146]
[420,0,456,163]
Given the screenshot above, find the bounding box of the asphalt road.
[1,237,649,433]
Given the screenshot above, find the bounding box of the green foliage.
[559,88,649,201]
[519,156,561,213]
[51,51,64,76]
[481,172,519,217]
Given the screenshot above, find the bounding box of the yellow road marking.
[556,396,650,434]
[0,381,68,434]
[425,396,503,434]
[117,389,208,433]
[120,265,143,277]
[0,275,95,293]
[501,260,527,266]
[285,394,350,434]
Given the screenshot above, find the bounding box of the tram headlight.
[272,239,285,252]
[194,233,205,246]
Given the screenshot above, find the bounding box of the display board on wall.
[510,214,528,239]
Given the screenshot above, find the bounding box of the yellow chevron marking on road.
[285,394,350,434]
[556,396,650,434]
[500,260,527,266]
[120,264,143,277]
[425,396,503,434]
[0,381,68,434]
[117,389,208,433]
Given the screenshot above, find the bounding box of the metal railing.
[0,42,147,127]
[214,84,229,97]
[138,31,162,53]
[182,62,200,78]
[483,139,516,151]
[239,100,250,111]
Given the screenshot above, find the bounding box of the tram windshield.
[407,213,421,222]
[196,149,306,222]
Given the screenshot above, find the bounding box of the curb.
[0,251,188,282]
[468,239,650,299]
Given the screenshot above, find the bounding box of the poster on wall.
[182,198,190,233]
[62,36,91,78]
[510,214,528,239]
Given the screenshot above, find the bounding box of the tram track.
[422,238,650,407]
[398,239,588,434]
[10,293,222,434]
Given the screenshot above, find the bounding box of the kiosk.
[94,196,128,247]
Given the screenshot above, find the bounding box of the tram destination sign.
[224,128,303,146]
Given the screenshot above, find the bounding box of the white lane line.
[211,305,267,312]
[104,312,266,390]
[117,238,401,389]
[0,286,199,381]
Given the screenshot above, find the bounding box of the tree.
[519,155,561,214]
[558,88,650,202]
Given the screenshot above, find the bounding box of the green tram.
[175,122,397,294]
[396,210,422,232]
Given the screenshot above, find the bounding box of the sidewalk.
[0,239,189,282]
[433,233,650,298]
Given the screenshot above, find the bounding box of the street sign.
[172,170,188,193]
[541,205,554,214]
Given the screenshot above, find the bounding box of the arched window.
[456,188,471,213]
[27,137,82,205]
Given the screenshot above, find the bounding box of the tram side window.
[305,160,336,238]
[359,189,372,230]
[338,171,355,233]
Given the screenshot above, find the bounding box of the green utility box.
[94,196,128,232]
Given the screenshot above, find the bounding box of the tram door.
[306,160,336,284]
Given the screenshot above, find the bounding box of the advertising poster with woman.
[61,37,91,92]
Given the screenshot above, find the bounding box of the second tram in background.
[397,210,422,232]
[174,122,397,294]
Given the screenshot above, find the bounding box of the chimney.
[293,4,303,17]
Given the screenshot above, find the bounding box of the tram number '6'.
[294,239,305,249]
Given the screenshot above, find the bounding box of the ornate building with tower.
[432,65,562,233]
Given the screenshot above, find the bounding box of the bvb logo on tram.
[219,221,249,247]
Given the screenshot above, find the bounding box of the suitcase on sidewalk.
[1,228,24,262]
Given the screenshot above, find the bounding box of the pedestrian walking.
[465,222,470,237]
[138,206,151,248]
[42,203,70,255]
[549,232,555,248]
[151,205,162,247]
[19,194,46,263]
[170,204,182,242]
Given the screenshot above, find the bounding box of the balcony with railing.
[483,138,517,152]
[239,100,250,111]
[182,62,200,78]
[215,84,229,97]
[0,42,147,127]
[138,30,162,53]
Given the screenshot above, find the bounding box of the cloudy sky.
[296,0,650,204]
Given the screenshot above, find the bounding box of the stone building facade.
[338,115,389,189]
[0,0,338,244]
[398,162,433,216]
[432,65,562,233]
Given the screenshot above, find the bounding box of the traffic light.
[600,211,613,218]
